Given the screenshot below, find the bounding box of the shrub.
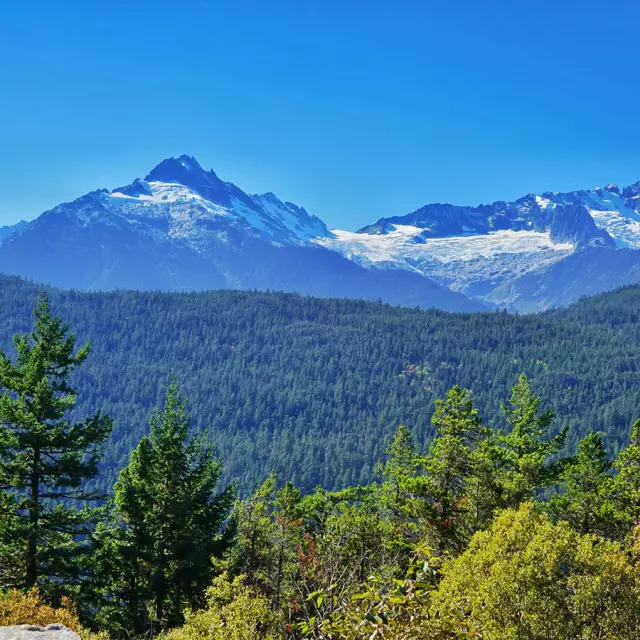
[162,574,283,640]
[430,503,640,639]
[0,588,104,640]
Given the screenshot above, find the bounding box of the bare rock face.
[0,625,81,640]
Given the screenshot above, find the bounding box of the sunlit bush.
[161,574,283,640]
[0,588,105,640]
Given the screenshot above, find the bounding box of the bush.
[161,574,283,640]
[430,503,640,639]
[0,588,82,630]
[0,589,104,640]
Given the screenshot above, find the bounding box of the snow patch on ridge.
[254,193,327,241]
[317,225,575,297]
[548,188,640,248]
[586,207,640,249]
[317,226,573,265]
[108,181,325,246]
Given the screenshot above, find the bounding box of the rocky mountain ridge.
[0,156,483,312]
[2,155,639,311]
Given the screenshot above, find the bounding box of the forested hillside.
[1,275,639,494]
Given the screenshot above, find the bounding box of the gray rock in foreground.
[0,625,81,640]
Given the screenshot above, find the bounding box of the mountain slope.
[3,155,640,311]
[2,276,640,494]
[0,156,483,312]
[0,219,28,241]
[320,183,640,310]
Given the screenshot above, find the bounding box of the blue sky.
[1,0,639,229]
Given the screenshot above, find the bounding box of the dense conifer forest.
[1,275,640,495]
[0,288,640,640]
[4,292,640,638]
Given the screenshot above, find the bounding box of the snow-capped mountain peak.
[0,155,484,312]
[252,192,328,241]
[103,155,329,247]
[2,156,640,313]
[317,177,640,311]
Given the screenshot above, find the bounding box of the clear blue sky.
[1,0,639,229]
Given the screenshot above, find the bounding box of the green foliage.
[548,431,618,536]
[92,383,234,635]
[0,293,112,589]
[229,473,279,588]
[3,276,640,495]
[430,503,640,640]
[160,574,283,640]
[379,425,422,553]
[421,385,489,549]
[379,388,493,554]
[496,373,567,506]
[613,419,640,534]
[0,493,23,589]
[7,283,640,638]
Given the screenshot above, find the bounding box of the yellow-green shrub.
[0,588,105,640]
[430,503,640,639]
[0,588,82,630]
[162,574,283,640]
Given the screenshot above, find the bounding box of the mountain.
[2,155,640,311]
[0,219,28,241]
[0,155,483,312]
[319,183,640,311]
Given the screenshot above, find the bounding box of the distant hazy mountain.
[0,156,483,312]
[0,219,28,241]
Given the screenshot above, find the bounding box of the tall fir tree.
[0,293,112,590]
[548,431,616,537]
[612,418,640,535]
[422,385,489,550]
[94,382,234,635]
[379,425,421,540]
[380,387,493,554]
[496,374,567,507]
[228,472,279,591]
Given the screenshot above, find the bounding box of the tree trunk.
[26,444,40,588]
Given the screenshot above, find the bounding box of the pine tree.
[422,385,489,550]
[0,493,23,589]
[96,382,234,635]
[548,431,616,537]
[379,425,420,525]
[0,293,112,589]
[229,472,278,589]
[271,481,302,611]
[496,374,567,507]
[613,418,640,534]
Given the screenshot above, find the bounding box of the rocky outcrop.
[0,625,81,640]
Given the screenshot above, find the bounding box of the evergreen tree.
[0,494,22,589]
[0,293,112,589]
[378,389,498,554]
[548,431,616,537]
[270,481,303,611]
[422,386,489,549]
[96,382,234,635]
[613,418,640,534]
[465,433,504,534]
[229,473,278,589]
[496,374,567,507]
[379,425,421,546]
